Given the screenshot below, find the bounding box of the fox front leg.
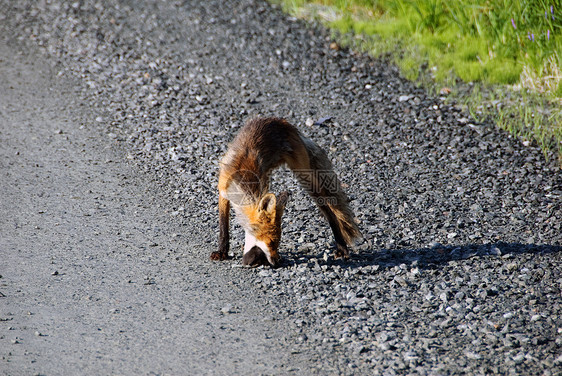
[211,195,230,261]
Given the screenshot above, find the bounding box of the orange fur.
[212,117,360,266]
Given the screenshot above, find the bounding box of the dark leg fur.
[211,195,230,261]
[318,204,350,259]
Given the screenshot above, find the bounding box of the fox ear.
[258,193,277,215]
[277,191,290,211]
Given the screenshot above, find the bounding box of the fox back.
[219,117,306,200]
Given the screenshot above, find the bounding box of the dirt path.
[0,42,311,375]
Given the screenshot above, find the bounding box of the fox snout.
[242,246,280,267]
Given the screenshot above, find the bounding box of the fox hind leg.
[316,198,351,259]
[289,138,360,259]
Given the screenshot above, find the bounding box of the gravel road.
[1,0,561,375]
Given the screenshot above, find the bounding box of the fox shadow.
[280,242,562,270]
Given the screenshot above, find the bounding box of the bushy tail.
[294,136,361,248]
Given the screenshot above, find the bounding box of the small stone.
[297,334,308,342]
[512,353,525,364]
[465,351,481,359]
[506,262,518,271]
[378,341,391,350]
[490,246,502,256]
[530,314,541,322]
[403,351,419,361]
[354,345,368,354]
[314,117,332,126]
[394,276,408,287]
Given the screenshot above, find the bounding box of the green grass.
[271,0,562,163]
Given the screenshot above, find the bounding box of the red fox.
[211,117,361,267]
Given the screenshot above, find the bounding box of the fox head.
[242,191,289,267]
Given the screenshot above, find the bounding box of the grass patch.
[271,0,562,163]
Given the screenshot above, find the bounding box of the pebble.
[530,314,541,322]
[220,304,235,315]
[465,351,481,360]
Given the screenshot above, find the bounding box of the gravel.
[2,0,561,374]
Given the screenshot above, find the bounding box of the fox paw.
[333,244,350,260]
[210,251,229,261]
